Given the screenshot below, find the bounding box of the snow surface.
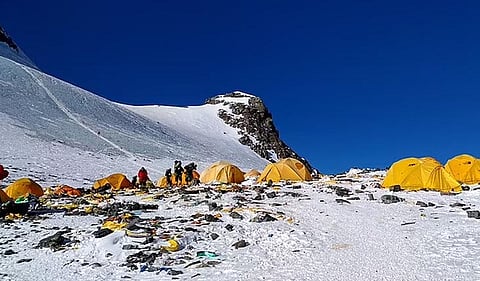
[210,91,255,105]
[1,165,480,280]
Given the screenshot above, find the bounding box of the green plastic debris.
[196,251,217,258]
[15,196,28,204]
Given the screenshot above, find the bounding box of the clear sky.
[2,0,480,174]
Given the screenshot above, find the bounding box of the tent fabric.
[257,158,312,183]
[445,154,480,185]
[0,189,11,203]
[157,174,186,187]
[93,173,132,191]
[244,169,261,179]
[382,157,461,192]
[200,161,245,184]
[54,185,82,197]
[4,178,44,199]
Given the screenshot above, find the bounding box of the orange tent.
[93,173,132,191]
[54,185,82,197]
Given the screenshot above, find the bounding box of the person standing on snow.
[137,167,149,188]
[165,168,172,187]
[184,162,196,186]
[173,160,184,186]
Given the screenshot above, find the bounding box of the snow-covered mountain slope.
[0,56,271,184]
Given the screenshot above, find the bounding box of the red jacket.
[137,168,148,183]
[0,165,8,180]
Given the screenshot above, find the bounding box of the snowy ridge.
[210,91,255,105]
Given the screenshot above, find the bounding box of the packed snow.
[1,159,480,280]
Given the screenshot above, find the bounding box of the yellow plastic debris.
[102,221,127,231]
[84,206,93,214]
[163,239,180,252]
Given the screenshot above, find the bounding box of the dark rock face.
[205,91,314,173]
[0,27,18,52]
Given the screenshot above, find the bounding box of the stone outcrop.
[0,26,19,52]
[205,91,315,173]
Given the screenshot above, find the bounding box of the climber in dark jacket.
[173,161,184,186]
[184,162,196,186]
[165,168,172,187]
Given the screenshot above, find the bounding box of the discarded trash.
[93,228,113,238]
[196,251,217,258]
[467,210,480,219]
[232,239,249,249]
[160,233,197,252]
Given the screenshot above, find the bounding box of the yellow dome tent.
[93,173,132,191]
[445,154,480,185]
[200,161,244,184]
[4,178,44,199]
[257,158,312,183]
[382,157,461,192]
[0,189,11,203]
[244,169,261,179]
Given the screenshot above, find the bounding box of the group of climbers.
[131,161,199,189]
[164,160,199,187]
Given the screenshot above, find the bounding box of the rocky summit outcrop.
[205,91,315,173]
[0,26,18,52]
[0,26,37,69]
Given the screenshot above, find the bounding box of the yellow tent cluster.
[197,158,313,185]
[382,157,461,193]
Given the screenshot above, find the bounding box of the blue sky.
[2,1,480,174]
